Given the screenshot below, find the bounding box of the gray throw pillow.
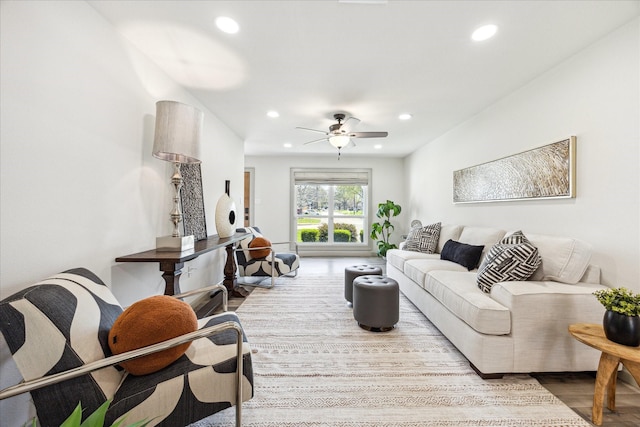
[477,231,542,293]
[404,222,441,254]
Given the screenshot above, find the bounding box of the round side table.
[569,323,640,426]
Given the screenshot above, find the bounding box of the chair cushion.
[239,253,300,277]
[0,268,125,427]
[108,295,198,375]
[105,312,254,426]
[249,236,271,259]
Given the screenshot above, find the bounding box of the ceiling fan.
[296,113,388,158]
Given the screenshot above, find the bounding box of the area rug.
[193,274,591,426]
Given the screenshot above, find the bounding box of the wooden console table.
[569,323,640,426]
[115,231,249,298]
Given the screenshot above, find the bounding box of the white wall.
[405,18,639,292]
[0,2,244,424]
[244,155,406,255]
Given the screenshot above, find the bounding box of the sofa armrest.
[490,280,608,372]
[491,280,607,319]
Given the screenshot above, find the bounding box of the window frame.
[290,168,372,252]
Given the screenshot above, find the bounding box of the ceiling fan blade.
[296,126,329,135]
[303,137,329,145]
[341,117,361,132]
[348,131,388,138]
[346,139,356,148]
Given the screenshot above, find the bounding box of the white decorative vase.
[215,180,237,238]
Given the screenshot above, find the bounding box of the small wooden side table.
[568,323,640,426]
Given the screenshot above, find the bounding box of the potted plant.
[593,287,640,347]
[370,200,401,257]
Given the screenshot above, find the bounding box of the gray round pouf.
[344,265,383,305]
[352,275,399,332]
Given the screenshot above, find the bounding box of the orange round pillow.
[249,236,271,259]
[108,295,197,375]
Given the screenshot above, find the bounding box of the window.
[291,169,371,249]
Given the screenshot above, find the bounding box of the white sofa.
[386,223,609,377]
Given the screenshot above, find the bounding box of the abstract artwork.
[453,137,576,203]
[180,163,207,240]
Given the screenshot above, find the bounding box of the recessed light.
[267,110,279,118]
[471,24,498,42]
[398,113,412,120]
[374,144,382,149]
[283,143,292,148]
[215,16,239,34]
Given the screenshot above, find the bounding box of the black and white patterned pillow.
[477,231,542,293]
[404,222,441,254]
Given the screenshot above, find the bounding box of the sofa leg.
[470,363,504,379]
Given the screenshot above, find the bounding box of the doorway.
[244,168,254,226]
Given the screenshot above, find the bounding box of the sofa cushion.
[580,265,601,284]
[436,224,464,254]
[404,222,441,253]
[404,258,468,288]
[425,270,511,335]
[440,240,485,270]
[386,249,437,271]
[525,233,592,284]
[458,226,506,261]
[477,231,542,293]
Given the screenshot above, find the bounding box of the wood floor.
[224,256,640,426]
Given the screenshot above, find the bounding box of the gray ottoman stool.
[344,265,383,305]
[353,275,399,332]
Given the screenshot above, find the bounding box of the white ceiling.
[88,0,639,158]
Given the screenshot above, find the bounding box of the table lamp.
[152,100,203,251]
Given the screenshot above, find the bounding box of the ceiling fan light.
[329,135,350,148]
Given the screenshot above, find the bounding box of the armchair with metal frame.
[0,268,253,427]
[234,227,300,289]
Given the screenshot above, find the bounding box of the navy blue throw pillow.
[440,239,485,270]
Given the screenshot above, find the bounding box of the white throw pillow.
[525,233,592,284]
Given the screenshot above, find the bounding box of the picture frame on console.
[453,136,576,203]
[180,163,208,241]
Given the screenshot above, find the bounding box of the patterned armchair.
[235,227,300,288]
[0,268,253,427]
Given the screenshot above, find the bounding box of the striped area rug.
[193,274,591,426]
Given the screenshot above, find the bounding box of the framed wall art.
[453,136,576,203]
[180,163,208,240]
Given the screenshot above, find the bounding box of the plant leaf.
[60,403,84,427]
[80,400,111,427]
